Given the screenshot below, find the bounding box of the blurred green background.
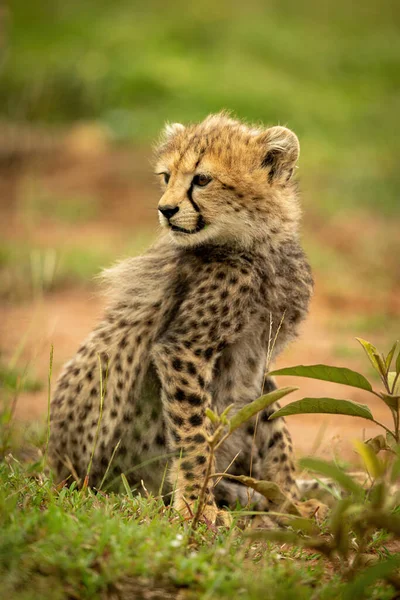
[0,0,399,414]
[2,0,400,214]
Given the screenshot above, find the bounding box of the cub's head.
[154,113,301,248]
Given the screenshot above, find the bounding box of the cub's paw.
[296,499,330,522]
[200,503,232,527]
[175,496,232,527]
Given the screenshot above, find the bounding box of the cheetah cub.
[49,113,313,524]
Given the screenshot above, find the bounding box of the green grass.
[0,363,42,394]
[1,337,400,598]
[0,458,396,600]
[1,0,400,216]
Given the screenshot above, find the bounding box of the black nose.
[159,205,179,220]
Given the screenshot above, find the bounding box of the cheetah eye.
[193,174,212,187]
[162,173,170,185]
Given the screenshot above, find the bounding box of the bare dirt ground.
[0,126,398,464]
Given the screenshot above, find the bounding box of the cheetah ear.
[162,122,186,140]
[258,126,300,183]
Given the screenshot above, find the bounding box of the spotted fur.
[49,113,313,524]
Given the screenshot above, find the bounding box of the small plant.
[194,338,400,594]
[268,338,400,447]
[191,339,400,527]
[190,385,298,528]
[248,446,400,596]
[244,337,400,593]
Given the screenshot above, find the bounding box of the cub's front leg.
[153,340,220,523]
[152,262,256,524]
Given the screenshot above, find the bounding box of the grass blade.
[98,439,121,491]
[385,341,398,371]
[44,344,54,463]
[121,473,134,500]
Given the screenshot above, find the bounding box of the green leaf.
[373,352,387,377]
[356,338,384,377]
[388,372,400,396]
[229,386,297,433]
[365,434,387,454]
[299,457,364,500]
[342,555,400,600]
[397,348,400,374]
[391,455,400,482]
[386,431,397,451]
[385,341,398,371]
[353,440,384,478]
[205,408,219,424]
[269,398,374,421]
[269,364,372,392]
[221,403,235,420]
[380,392,400,410]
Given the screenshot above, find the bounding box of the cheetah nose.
[159,205,179,220]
